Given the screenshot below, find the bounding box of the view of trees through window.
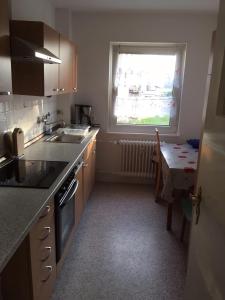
[114,53,177,126]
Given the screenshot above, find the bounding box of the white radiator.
[119,139,156,178]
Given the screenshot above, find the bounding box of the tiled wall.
[0,95,63,156]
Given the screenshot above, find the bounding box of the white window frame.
[107,42,186,134]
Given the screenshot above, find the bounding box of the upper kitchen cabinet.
[0,0,12,96]
[10,20,77,96]
[58,36,73,94]
[72,45,78,93]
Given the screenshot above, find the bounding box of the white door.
[184,1,225,299]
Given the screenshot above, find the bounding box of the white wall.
[72,12,217,139]
[71,12,217,181]
[10,0,55,27]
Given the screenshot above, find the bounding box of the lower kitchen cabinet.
[83,139,96,204]
[1,198,56,300]
[0,135,98,300]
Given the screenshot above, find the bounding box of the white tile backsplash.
[0,95,63,156]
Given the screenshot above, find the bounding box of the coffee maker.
[73,104,92,126]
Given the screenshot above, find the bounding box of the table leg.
[167,203,173,230]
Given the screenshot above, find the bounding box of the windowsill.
[107,124,178,135]
[106,129,180,137]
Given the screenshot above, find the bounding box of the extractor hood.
[10,37,61,64]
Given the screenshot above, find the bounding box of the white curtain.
[171,49,183,120]
[111,46,120,118]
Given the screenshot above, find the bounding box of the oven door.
[55,179,78,262]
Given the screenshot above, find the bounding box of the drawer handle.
[53,88,59,92]
[59,88,65,92]
[83,163,88,168]
[39,205,51,219]
[41,246,52,262]
[39,227,51,241]
[41,266,53,282]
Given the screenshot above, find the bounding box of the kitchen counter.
[0,128,99,273]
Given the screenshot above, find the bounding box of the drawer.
[29,198,56,300]
[31,243,56,300]
[30,216,56,300]
[29,215,55,262]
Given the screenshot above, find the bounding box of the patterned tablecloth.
[160,143,199,203]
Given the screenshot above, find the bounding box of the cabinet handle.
[41,246,52,262]
[53,88,59,92]
[0,91,11,95]
[59,88,65,92]
[39,226,51,241]
[39,205,51,219]
[41,266,53,282]
[83,163,88,168]
[73,87,77,92]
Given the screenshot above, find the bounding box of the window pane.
[114,53,177,126]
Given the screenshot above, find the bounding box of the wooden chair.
[154,128,162,202]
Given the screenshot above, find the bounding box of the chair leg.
[155,168,161,202]
[167,203,173,231]
[180,216,187,242]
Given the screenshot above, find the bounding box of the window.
[108,43,186,134]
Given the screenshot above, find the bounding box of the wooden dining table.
[160,142,199,203]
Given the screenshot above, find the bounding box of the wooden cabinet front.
[75,164,84,229]
[0,0,12,95]
[72,45,78,93]
[58,36,73,94]
[29,199,56,300]
[43,25,60,96]
[1,199,56,300]
[83,139,96,204]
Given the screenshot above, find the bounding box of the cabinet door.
[83,155,92,205]
[75,165,83,228]
[0,0,12,95]
[83,140,96,203]
[90,142,96,191]
[72,45,78,93]
[58,36,73,94]
[43,25,60,96]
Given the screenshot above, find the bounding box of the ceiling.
[51,0,219,13]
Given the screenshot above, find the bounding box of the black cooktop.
[0,160,68,188]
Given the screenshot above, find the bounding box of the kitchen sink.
[45,133,86,144]
[45,125,90,144]
[57,125,90,136]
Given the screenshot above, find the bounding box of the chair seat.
[181,197,192,222]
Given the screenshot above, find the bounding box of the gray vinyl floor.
[52,182,187,300]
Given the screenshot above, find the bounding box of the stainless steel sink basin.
[45,133,86,144]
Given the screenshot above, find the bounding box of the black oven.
[55,169,78,262]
